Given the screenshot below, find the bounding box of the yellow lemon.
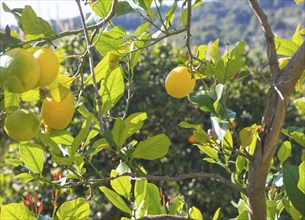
[41,92,75,130]
[34,48,59,87]
[165,66,196,98]
[4,109,41,141]
[0,48,40,93]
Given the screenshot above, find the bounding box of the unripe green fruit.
[0,48,40,93]
[4,109,41,141]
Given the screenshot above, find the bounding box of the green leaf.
[12,173,35,183]
[210,39,220,63]
[165,1,178,21]
[99,186,132,215]
[50,130,74,146]
[197,144,218,160]
[124,112,147,138]
[56,198,90,220]
[189,206,203,220]
[95,27,126,56]
[87,138,111,159]
[21,89,40,102]
[294,97,305,115]
[132,134,170,160]
[180,8,188,26]
[85,52,119,85]
[89,0,112,18]
[20,6,55,40]
[111,117,126,149]
[211,111,235,141]
[212,207,221,220]
[136,0,153,11]
[277,141,292,163]
[266,200,277,220]
[298,161,305,194]
[134,22,150,36]
[19,144,44,174]
[71,117,91,155]
[146,183,163,215]
[235,155,246,174]
[189,94,215,113]
[4,90,20,113]
[5,159,23,167]
[130,34,151,68]
[292,24,304,46]
[275,38,299,56]
[38,133,61,156]
[51,155,73,166]
[115,1,135,17]
[110,170,131,199]
[100,67,125,114]
[282,128,305,148]
[283,165,305,217]
[134,179,147,208]
[295,70,305,92]
[214,84,224,101]
[0,203,36,220]
[236,210,248,220]
[169,196,184,215]
[282,199,303,220]
[178,121,202,130]
[194,130,210,144]
[239,127,256,148]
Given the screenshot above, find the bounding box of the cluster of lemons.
[1,48,74,142]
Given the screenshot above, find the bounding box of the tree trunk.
[246,40,305,219]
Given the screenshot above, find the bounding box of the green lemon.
[0,48,40,93]
[4,109,41,141]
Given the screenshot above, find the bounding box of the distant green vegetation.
[4,0,303,49]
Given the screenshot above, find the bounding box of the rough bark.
[246,37,305,220]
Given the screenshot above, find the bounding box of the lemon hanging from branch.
[165,66,196,98]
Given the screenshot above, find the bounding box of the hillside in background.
[49,0,304,49]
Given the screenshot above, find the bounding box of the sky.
[1,0,93,27]
[0,0,191,28]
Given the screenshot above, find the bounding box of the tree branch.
[185,0,193,64]
[138,215,187,220]
[248,0,280,81]
[247,1,305,220]
[62,172,246,194]
[75,0,117,134]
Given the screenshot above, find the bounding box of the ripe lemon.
[165,66,196,98]
[34,48,59,87]
[41,92,75,130]
[4,109,41,141]
[0,48,40,93]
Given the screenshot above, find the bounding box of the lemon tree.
[4,109,41,141]
[165,66,196,98]
[0,48,40,93]
[1,1,305,220]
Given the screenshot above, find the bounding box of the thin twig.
[61,171,246,194]
[121,28,187,61]
[75,0,117,133]
[248,0,280,82]
[185,0,193,65]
